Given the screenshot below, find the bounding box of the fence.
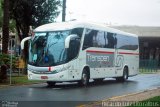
[140,59,159,73]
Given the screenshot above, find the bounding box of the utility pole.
[62,0,66,22]
[9,37,13,85]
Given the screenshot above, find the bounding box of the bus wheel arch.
[123,66,129,80]
[116,66,129,82]
[79,66,90,86]
[84,66,90,79]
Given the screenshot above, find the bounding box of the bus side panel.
[71,49,88,80]
[84,47,115,79]
[115,49,139,77]
[128,50,139,76]
[67,60,80,81]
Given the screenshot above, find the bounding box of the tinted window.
[83,29,116,50]
[71,28,84,37]
[83,29,98,50]
[105,32,116,48]
[116,34,138,50]
[93,31,105,47]
[29,31,70,66]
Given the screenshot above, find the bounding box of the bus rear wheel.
[47,81,56,87]
[116,67,128,82]
[78,69,89,86]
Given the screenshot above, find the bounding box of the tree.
[9,0,61,61]
[0,0,3,28]
[10,0,61,40]
[2,0,9,54]
[0,0,10,82]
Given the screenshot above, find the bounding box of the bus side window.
[83,29,98,50]
[71,28,84,38]
[94,31,105,48]
[116,34,138,50]
[114,34,117,48]
[105,32,115,49]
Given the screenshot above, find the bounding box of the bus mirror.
[65,34,78,48]
[21,37,31,50]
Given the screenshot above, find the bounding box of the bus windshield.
[29,30,70,67]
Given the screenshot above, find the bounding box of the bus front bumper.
[28,70,69,82]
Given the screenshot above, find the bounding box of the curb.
[77,87,160,107]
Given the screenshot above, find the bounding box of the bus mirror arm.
[21,37,32,50]
[65,34,78,49]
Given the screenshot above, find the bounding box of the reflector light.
[48,67,51,71]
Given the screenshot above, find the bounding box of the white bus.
[21,21,139,86]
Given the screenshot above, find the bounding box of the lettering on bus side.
[86,51,114,68]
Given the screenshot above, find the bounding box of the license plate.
[41,76,48,79]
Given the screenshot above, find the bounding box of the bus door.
[67,36,81,79]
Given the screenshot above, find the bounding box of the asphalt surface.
[0,74,160,107]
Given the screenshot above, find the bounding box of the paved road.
[0,74,160,107]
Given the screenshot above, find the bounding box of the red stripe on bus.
[86,50,114,54]
[118,52,139,55]
[86,50,139,55]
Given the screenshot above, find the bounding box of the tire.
[116,67,128,82]
[94,78,104,83]
[47,81,56,87]
[78,69,89,86]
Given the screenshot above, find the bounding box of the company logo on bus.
[87,54,110,63]
[86,50,114,68]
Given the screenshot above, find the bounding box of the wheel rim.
[82,73,87,85]
[123,69,128,80]
[47,81,55,86]
[124,73,127,79]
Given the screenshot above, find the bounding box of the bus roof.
[34,21,138,37]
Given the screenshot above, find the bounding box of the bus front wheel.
[47,81,56,87]
[79,69,89,86]
[94,78,104,83]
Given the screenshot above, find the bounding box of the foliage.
[0,53,17,69]
[0,54,9,66]
[9,0,61,62]
[9,19,16,33]
[128,96,160,107]
[2,0,9,54]
[9,0,61,40]
[0,0,2,29]
[0,0,16,32]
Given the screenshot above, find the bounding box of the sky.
[56,0,160,26]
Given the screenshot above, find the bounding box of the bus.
[21,21,139,86]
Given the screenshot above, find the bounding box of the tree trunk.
[1,0,10,82]
[2,0,10,54]
[0,65,8,83]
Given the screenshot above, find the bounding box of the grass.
[128,96,160,107]
[0,75,44,86]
